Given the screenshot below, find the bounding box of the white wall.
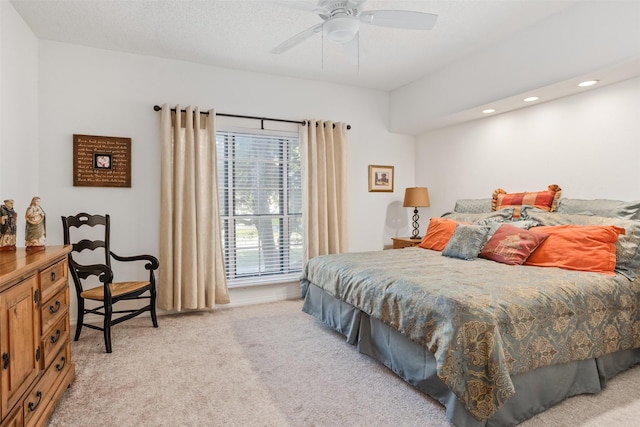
[416,76,640,222]
[38,41,415,253]
[0,0,39,234]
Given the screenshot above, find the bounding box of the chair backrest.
[61,213,112,291]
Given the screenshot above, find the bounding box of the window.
[217,129,302,285]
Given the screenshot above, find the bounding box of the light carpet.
[48,299,639,426]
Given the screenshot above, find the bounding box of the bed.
[300,195,640,427]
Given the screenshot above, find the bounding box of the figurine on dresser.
[0,199,17,251]
[25,196,46,251]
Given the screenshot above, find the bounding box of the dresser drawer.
[41,288,69,336]
[41,317,69,369]
[39,260,67,303]
[22,364,54,427]
[23,344,70,427]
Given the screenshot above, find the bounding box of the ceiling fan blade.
[270,23,324,54]
[359,10,438,30]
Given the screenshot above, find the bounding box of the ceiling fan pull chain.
[357,32,360,76]
[321,28,325,70]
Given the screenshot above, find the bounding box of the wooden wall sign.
[73,134,131,187]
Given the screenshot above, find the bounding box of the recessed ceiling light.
[578,80,599,87]
[482,109,496,114]
[523,96,539,102]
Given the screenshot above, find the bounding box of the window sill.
[227,273,301,289]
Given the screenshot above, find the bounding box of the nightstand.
[391,237,422,249]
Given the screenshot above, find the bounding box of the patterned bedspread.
[300,248,640,420]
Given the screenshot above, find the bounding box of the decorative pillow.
[418,217,459,251]
[441,208,514,225]
[523,211,640,280]
[557,198,640,220]
[442,224,491,260]
[492,184,562,218]
[524,225,625,274]
[479,224,549,265]
[454,198,493,214]
[483,220,536,242]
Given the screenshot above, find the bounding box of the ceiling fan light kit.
[324,16,360,43]
[271,0,438,56]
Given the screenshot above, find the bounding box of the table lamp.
[403,187,430,239]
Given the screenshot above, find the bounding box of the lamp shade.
[403,187,430,207]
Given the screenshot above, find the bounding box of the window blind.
[216,130,302,284]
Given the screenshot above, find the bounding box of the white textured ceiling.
[10,0,640,133]
[11,0,580,92]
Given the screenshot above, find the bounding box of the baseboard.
[225,280,301,308]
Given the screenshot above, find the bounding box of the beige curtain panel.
[159,104,229,311]
[302,120,348,260]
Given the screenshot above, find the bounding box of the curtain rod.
[153,105,351,130]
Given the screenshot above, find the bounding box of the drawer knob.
[2,352,8,369]
[50,329,62,344]
[51,271,56,281]
[56,356,67,372]
[28,391,42,412]
[49,300,61,314]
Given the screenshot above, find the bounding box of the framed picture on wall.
[368,165,394,192]
[73,134,131,187]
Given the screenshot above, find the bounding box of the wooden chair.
[61,213,159,353]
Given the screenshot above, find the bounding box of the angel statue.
[25,196,46,251]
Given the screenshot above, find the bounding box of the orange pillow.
[418,217,458,251]
[492,184,561,218]
[524,225,625,274]
[479,224,549,265]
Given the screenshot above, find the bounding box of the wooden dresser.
[0,246,75,427]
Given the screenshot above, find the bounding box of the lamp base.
[410,208,421,240]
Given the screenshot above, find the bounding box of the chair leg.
[150,285,158,328]
[104,301,113,353]
[74,298,84,341]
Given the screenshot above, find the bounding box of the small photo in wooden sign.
[73,134,131,187]
[94,154,112,170]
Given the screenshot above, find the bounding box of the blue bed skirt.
[301,281,640,427]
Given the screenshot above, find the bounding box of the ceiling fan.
[270,0,438,55]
